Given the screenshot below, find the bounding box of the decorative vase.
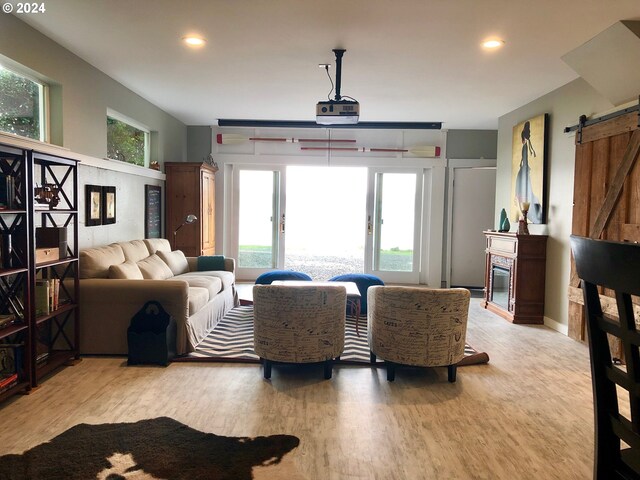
[499,209,510,232]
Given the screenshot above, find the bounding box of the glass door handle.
[367,215,373,235]
[280,214,286,234]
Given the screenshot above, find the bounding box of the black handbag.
[127,301,176,366]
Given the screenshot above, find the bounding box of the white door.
[450,167,496,287]
[367,168,423,284]
[231,166,286,279]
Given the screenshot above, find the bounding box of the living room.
[1,2,639,479]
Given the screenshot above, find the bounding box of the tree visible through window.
[0,65,44,141]
[107,115,148,167]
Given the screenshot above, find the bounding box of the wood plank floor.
[0,300,594,479]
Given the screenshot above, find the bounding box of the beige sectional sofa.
[79,238,237,355]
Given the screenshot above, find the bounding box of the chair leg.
[263,359,272,379]
[370,352,376,364]
[386,361,396,381]
[324,360,333,380]
[448,364,457,383]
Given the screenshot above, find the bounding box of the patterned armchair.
[367,286,470,382]
[253,284,347,380]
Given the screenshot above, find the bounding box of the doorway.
[448,163,496,288]
[284,166,367,280]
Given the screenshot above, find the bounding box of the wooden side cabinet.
[481,231,547,324]
[165,162,216,257]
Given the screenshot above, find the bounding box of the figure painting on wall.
[511,114,547,224]
[102,186,116,225]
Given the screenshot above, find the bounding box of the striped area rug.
[178,306,489,366]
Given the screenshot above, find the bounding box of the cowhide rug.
[0,417,303,480]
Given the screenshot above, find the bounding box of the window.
[106,110,150,167]
[0,64,46,141]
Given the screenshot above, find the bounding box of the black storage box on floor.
[127,301,176,366]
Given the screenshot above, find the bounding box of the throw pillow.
[79,244,125,279]
[109,261,144,280]
[157,250,189,276]
[197,255,226,271]
[137,254,174,280]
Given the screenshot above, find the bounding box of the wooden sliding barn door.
[568,111,640,348]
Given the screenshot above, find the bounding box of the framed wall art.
[102,186,116,225]
[510,113,548,224]
[144,185,162,238]
[85,185,102,226]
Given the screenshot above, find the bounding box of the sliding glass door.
[232,167,285,279]
[230,165,423,283]
[368,169,422,284]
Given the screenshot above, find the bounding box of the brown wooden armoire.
[568,108,640,357]
[165,162,216,257]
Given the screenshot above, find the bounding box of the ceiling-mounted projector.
[317,49,359,125]
[316,100,359,125]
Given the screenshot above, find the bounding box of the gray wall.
[496,78,613,330]
[446,129,498,159]
[0,15,186,249]
[77,168,164,249]
[187,126,213,163]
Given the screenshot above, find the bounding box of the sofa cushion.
[137,254,174,280]
[157,250,189,276]
[178,271,235,291]
[188,287,210,315]
[80,244,125,279]
[119,240,150,263]
[108,261,144,280]
[144,238,172,255]
[174,274,222,298]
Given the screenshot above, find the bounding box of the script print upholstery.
[253,285,347,363]
[367,286,470,367]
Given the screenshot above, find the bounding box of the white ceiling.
[18,0,640,129]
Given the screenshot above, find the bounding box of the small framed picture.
[85,185,102,226]
[102,186,116,225]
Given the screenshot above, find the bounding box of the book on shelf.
[35,323,50,365]
[36,352,49,365]
[0,313,16,329]
[0,372,18,393]
[0,343,24,377]
[0,173,16,209]
[35,278,60,316]
[35,280,50,316]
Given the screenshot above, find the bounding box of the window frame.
[106,108,151,168]
[0,61,49,143]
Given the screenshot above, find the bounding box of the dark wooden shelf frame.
[0,143,80,404]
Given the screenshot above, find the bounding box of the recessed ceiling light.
[183,35,206,47]
[482,39,504,49]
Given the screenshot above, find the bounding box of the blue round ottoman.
[255,270,313,285]
[328,273,384,314]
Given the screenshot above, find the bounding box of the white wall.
[0,15,186,249]
[496,78,614,332]
[0,14,186,163]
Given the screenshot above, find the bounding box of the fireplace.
[482,231,547,324]
[490,265,510,311]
